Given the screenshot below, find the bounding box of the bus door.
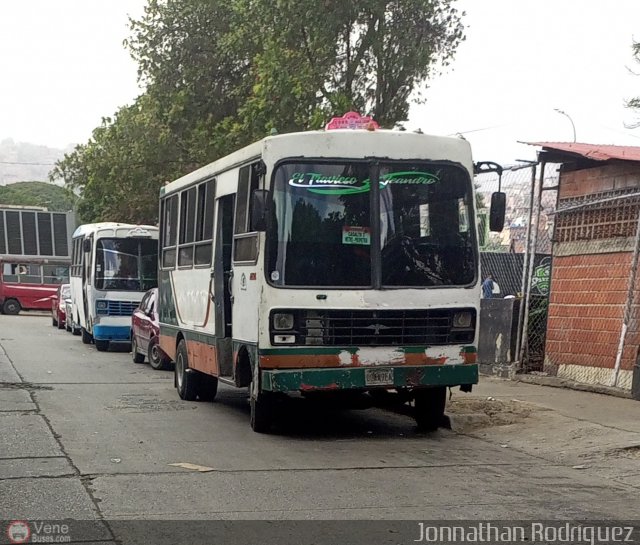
[82,234,93,328]
[213,194,235,377]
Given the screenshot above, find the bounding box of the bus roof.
[161,129,473,196]
[71,222,159,239]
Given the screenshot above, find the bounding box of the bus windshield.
[94,238,158,291]
[267,161,476,288]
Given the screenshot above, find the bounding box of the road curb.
[513,373,633,399]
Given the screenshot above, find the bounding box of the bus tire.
[196,374,218,401]
[3,299,21,315]
[250,393,274,433]
[414,387,447,432]
[81,328,92,344]
[175,340,197,401]
[131,334,145,364]
[95,340,109,352]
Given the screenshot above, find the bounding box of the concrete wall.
[478,298,521,378]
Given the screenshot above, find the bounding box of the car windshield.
[94,238,158,291]
[267,161,476,288]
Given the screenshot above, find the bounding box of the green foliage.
[627,40,640,128]
[52,0,466,223]
[0,182,76,212]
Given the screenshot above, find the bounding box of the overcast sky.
[1,0,640,164]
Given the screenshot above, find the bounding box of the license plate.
[364,368,394,386]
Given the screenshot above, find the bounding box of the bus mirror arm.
[251,190,270,232]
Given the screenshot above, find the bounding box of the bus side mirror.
[83,239,91,253]
[489,192,506,232]
[251,189,269,232]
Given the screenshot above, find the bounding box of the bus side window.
[194,179,215,266]
[161,195,178,269]
[233,163,260,263]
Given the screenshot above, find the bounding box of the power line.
[0,160,56,166]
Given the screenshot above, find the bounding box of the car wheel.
[57,313,65,329]
[148,337,170,370]
[3,299,21,315]
[131,334,145,364]
[52,315,58,327]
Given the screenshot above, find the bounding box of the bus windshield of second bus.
[267,160,476,288]
[94,238,158,292]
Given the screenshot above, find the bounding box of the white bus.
[69,223,159,351]
[158,123,505,432]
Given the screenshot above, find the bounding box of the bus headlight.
[273,312,294,330]
[452,311,472,328]
[96,300,109,315]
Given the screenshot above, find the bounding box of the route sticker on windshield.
[342,226,371,245]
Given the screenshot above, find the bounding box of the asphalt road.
[1,313,639,543]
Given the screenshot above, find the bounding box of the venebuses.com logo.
[5,520,71,543]
[6,521,30,544]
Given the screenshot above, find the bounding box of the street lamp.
[554,108,576,142]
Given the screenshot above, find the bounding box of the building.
[535,143,640,395]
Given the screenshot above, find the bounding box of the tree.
[627,40,640,128]
[0,182,76,212]
[52,0,466,222]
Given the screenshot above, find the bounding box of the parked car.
[51,284,71,330]
[65,299,81,335]
[131,288,171,370]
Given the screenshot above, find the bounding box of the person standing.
[482,274,494,299]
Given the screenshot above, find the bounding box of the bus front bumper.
[261,364,478,393]
[92,325,131,342]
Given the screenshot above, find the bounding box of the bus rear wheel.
[3,299,21,315]
[414,387,447,432]
[175,340,198,401]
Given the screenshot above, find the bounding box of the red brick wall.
[545,252,635,372]
[558,163,640,199]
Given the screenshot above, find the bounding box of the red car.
[51,284,71,329]
[131,288,171,370]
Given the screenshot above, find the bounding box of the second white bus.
[68,223,159,351]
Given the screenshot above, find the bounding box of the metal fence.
[475,162,559,372]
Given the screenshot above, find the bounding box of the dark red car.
[51,284,71,329]
[131,288,171,370]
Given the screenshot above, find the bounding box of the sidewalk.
[447,376,640,490]
[470,376,640,434]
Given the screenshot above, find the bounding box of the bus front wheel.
[414,387,447,432]
[250,393,275,433]
[3,299,21,315]
[81,328,92,344]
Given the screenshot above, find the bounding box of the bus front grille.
[105,300,138,317]
[270,309,476,347]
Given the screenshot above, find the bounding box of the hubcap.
[151,344,159,361]
[176,354,184,389]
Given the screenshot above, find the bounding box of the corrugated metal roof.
[526,142,640,162]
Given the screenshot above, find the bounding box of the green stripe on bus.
[262,364,478,392]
